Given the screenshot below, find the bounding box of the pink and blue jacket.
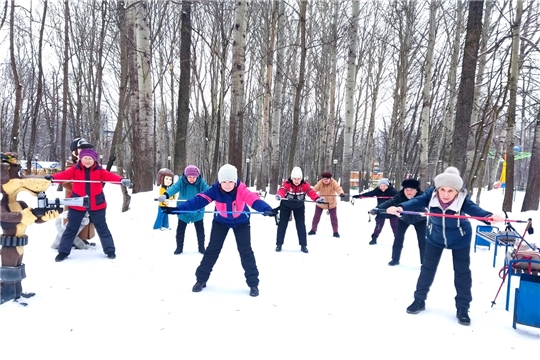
[175,179,272,228]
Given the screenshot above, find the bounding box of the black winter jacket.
[359,185,398,219]
[377,189,427,225]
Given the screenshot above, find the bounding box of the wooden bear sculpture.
[0,152,59,305]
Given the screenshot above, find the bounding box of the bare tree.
[342,0,360,200]
[174,0,192,174]
[418,0,437,190]
[502,0,523,211]
[288,0,307,174]
[9,0,21,152]
[227,0,248,175]
[522,107,540,211]
[450,0,484,176]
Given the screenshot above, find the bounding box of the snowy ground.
[1,183,539,359]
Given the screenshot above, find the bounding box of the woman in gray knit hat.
[386,166,504,326]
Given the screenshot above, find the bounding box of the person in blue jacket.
[167,164,277,297]
[158,165,210,254]
[386,167,504,326]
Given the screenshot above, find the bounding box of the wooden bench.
[474,225,521,267]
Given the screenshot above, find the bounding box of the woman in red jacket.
[49,148,130,262]
[275,167,324,253]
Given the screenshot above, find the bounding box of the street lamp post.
[246,158,250,187]
[167,155,171,170]
[333,159,338,178]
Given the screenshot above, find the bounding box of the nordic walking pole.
[398,210,528,224]
[49,179,124,184]
[490,218,533,307]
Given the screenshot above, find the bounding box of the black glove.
[44,174,53,181]
[369,209,378,215]
[340,193,345,198]
[264,208,279,217]
[161,207,174,214]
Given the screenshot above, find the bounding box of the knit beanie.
[218,164,238,183]
[321,172,332,179]
[290,167,303,179]
[401,178,420,190]
[78,148,98,162]
[378,178,390,187]
[434,166,463,191]
[184,165,200,177]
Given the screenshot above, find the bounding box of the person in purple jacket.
[386,167,504,326]
[171,164,277,297]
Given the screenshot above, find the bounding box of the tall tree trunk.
[228,0,248,175]
[450,0,483,176]
[465,0,493,191]
[288,0,307,174]
[419,0,437,189]
[28,0,47,173]
[270,0,285,193]
[342,0,360,200]
[502,0,522,211]
[9,0,21,152]
[61,0,69,170]
[259,0,278,192]
[521,107,540,211]
[175,0,192,174]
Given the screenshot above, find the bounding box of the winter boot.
[333,232,340,238]
[197,239,206,254]
[192,282,206,292]
[300,246,309,253]
[308,230,316,235]
[406,300,425,314]
[249,286,259,297]
[388,260,399,266]
[55,252,69,262]
[275,244,282,252]
[456,308,471,325]
[174,239,184,255]
[369,235,377,245]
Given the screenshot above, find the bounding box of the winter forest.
[1,0,540,211]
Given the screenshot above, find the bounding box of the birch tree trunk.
[324,1,339,172]
[228,0,248,175]
[270,0,285,193]
[261,0,277,191]
[342,0,360,200]
[502,0,522,211]
[132,0,154,194]
[288,0,307,174]
[418,0,437,189]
